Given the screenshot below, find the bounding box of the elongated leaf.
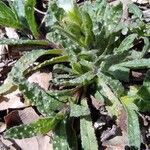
[0,39,49,46]
[53,118,78,150]
[98,72,124,96]
[70,103,90,117]
[121,96,141,149]
[118,59,150,69]
[116,34,137,53]
[0,50,48,95]
[58,71,96,86]
[53,25,86,48]
[97,77,123,117]
[143,69,150,86]
[5,116,62,139]
[138,70,150,100]
[103,2,123,35]
[140,37,150,58]
[9,0,25,20]
[0,1,22,29]
[53,120,71,150]
[33,55,69,70]
[80,100,98,150]
[101,51,131,71]
[133,70,150,111]
[25,0,40,38]
[14,78,65,116]
[108,66,130,82]
[128,3,143,20]
[45,1,65,27]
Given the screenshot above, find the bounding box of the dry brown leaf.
[132,0,149,4]
[102,135,127,150]
[5,28,19,39]
[102,106,128,149]
[14,136,53,150]
[0,122,6,133]
[4,107,40,127]
[0,90,26,111]
[0,135,14,149]
[28,71,51,90]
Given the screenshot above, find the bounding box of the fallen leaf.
[5,28,19,39]
[4,107,40,127]
[28,71,51,90]
[0,90,26,111]
[14,135,53,150]
[102,106,128,149]
[0,122,6,133]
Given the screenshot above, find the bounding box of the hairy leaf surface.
[80,100,98,150]
[0,1,22,29]
[5,117,62,139]
[25,0,40,38]
[121,96,141,149]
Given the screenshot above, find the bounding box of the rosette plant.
[0,0,150,149]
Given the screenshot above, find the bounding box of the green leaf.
[0,39,49,46]
[25,0,40,38]
[45,1,65,26]
[128,3,143,20]
[0,1,22,29]
[103,2,123,35]
[14,78,65,116]
[101,51,131,71]
[70,103,90,117]
[5,117,62,139]
[53,118,78,150]
[0,50,49,95]
[108,66,130,82]
[118,59,150,69]
[9,0,25,19]
[33,55,69,70]
[140,37,150,58]
[121,96,141,149]
[53,120,71,150]
[59,71,96,86]
[98,72,124,96]
[81,11,94,47]
[134,70,150,111]
[138,70,150,100]
[80,100,98,150]
[53,25,86,48]
[116,34,137,53]
[97,77,122,116]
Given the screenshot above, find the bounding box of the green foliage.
[0,1,22,29]
[70,103,90,117]
[121,96,141,149]
[0,0,42,38]
[5,114,64,139]
[0,39,49,46]
[128,3,143,20]
[80,100,98,150]
[53,119,78,150]
[115,34,137,53]
[25,0,40,38]
[0,50,49,95]
[0,0,150,149]
[14,77,66,116]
